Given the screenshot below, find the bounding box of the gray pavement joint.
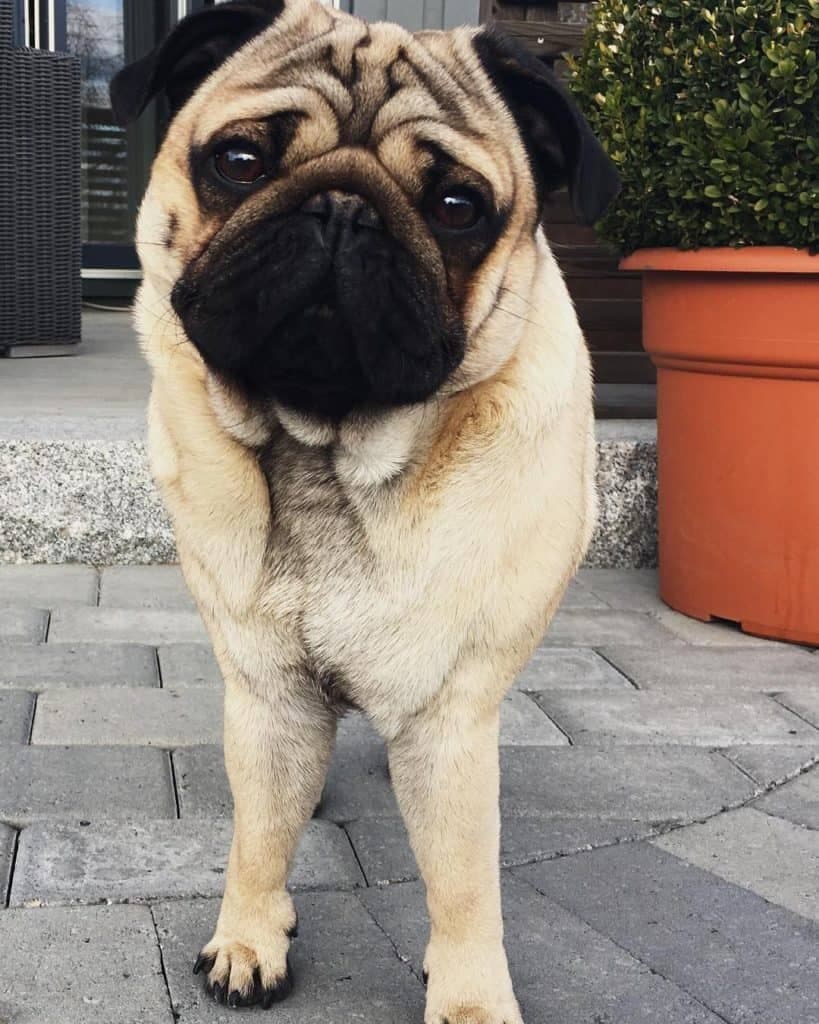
[511,865,736,1024]
[149,903,182,1024]
[593,647,640,689]
[342,824,371,888]
[353,889,425,986]
[500,747,819,878]
[771,693,819,732]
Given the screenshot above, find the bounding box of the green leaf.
[567,0,819,249]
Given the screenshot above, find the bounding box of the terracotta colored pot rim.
[619,246,819,274]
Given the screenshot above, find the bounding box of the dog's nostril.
[353,202,382,231]
[301,193,332,218]
[300,191,382,232]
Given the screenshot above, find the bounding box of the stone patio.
[0,565,817,1023]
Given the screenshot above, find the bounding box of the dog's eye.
[429,189,484,231]
[214,143,266,185]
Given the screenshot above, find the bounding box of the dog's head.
[113,0,618,423]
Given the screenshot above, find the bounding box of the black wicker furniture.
[0,0,81,355]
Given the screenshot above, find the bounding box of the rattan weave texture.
[0,0,81,350]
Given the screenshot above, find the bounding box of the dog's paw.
[193,899,298,1009]
[423,942,523,1024]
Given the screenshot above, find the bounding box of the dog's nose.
[300,191,383,238]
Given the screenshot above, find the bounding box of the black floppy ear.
[109,1,284,127]
[474,29,620,226]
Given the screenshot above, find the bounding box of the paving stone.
[652,606,790,647]
[180,738,753,827]
[0,606,48,642]
[721,745,819,786]
[153,893,425,1023]
[557,579,609,610]
[158,643,222,687]
[0,904,173,1024]
[577,567,664,612]
[601,645,819,690]
[1,823,15,903]
[517,842,819,1024]
[100,565,196,610]
[0,564,98,607]
[754,767,819,830]
[48,606,208,645]
[0,690,35,744]
[174,722,411,829]
[500,747,754,822]
[31,686,223,747]
[513,646,631,692]
[174,746,232,818]
[534,691,816,746]
[318,715,398,822]
[0,641,158,689]
[542,609,683,647]
[346,816,655,885]
[0,745,175,824]
[360,877,724,1024]
[653,807,819,922]
[11,819,363,908]
[499,691,568,746]
[776,689,819,728]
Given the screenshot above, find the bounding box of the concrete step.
[0,419,656,567]
[0,312,657,567]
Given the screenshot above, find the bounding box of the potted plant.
[569,0,819,645]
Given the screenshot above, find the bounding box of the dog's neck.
[139,228,580,491]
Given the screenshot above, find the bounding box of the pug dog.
[111,1,619,1019]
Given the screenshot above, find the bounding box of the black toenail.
[260,955,294,1009]
[193,952,215,976]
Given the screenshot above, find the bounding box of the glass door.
[65,0,176,280]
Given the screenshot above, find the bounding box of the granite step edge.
[0,423,656,567]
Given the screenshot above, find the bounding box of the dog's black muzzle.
[172,191,464,421]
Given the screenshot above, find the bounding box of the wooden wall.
[479,1,648,384]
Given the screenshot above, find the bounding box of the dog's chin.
[181,302,462,421]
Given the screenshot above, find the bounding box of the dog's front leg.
[195,678,337,1009]
[388,683,522,1024]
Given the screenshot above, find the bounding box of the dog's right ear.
[110,1,284,126]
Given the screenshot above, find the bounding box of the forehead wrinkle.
[253,28,342,88]
[375,132,433,196]
[326,20,372,82]
[192,86,337,148]
[398,47,471,123]
[371,88,445,140]
[292,68,354,121]
[384,120,514,205]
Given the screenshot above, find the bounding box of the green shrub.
[568,1,819,251]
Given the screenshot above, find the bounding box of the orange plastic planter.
[620,247,819,645]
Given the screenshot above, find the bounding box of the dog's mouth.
[172,195,466,421]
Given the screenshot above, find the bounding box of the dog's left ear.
[110,1,284,126]
[474,29,620,225]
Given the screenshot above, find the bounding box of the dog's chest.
[259,438,380,645]
[256,434,462,714]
